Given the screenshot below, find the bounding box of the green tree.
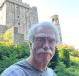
[49,47,59,69]
[63,48,70,67]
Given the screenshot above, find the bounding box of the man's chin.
[41,60,50,65]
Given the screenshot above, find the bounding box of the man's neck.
[27,57,47,71]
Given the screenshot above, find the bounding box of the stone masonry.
[0,0,38,44]
[51,15,62,43]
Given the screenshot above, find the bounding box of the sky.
[22,0,79,49]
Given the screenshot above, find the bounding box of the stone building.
[51,15,62,43]
[0,0,38,44]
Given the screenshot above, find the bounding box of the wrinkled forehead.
[35,28,56,39]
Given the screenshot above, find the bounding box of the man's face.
[31,28,56,65]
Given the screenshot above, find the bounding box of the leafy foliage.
[0,43,79,76]
[0,42,30,73]
[0,31,13,45]
[49,47,59,69]
[55,62,79,76]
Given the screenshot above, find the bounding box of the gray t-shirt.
[1,59,57,76]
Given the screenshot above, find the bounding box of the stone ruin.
[0,0,38,44]
[51,15,62,43]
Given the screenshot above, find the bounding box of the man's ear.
[29,42,32,49]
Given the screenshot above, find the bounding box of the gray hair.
[27,21,60,43]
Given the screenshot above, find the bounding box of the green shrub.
[49,47,59,69]
[0,42,30,73]
[55,62,67,76]
[0,43,79,76]
[63,48,70,67]
[55,62,79,76]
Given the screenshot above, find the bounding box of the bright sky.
[23,0,79,49]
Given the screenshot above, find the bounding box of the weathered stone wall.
[0,25,7,41]
[13,27,24,44]
[29,7,38,26]
[0,0,38,44]
[6,0,38,33]
[0,25,7,34]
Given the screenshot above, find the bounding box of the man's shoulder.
[47,68,57,76]
[1,65,21,76]
[1,62,25,76]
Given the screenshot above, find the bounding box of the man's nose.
[43,40,50,50]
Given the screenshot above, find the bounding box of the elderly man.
[1,21,59,76]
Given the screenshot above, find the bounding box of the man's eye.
[49,39,56,43]
[38,39,42,41]
[37,38,43,42]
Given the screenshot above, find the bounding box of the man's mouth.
[38,52,51,58]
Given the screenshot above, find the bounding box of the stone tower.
[51,15,62,43]
[0,0,38,44]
